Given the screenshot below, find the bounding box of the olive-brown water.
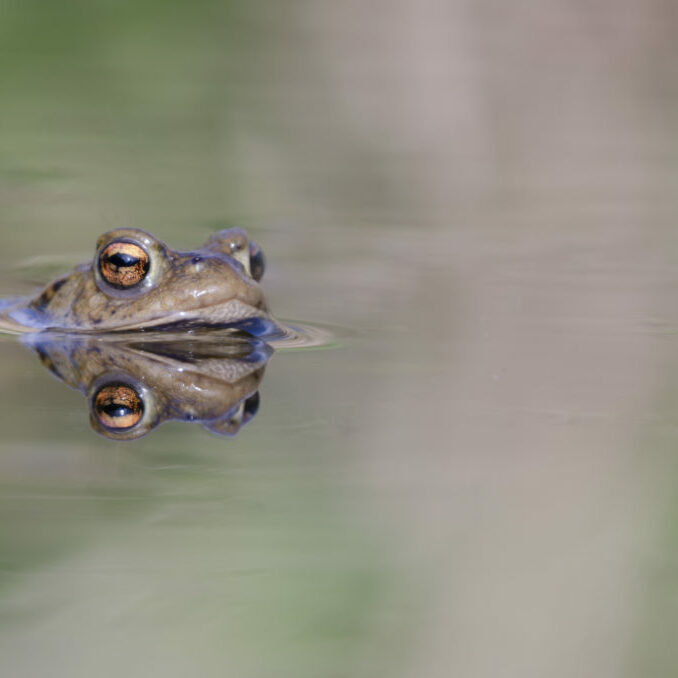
[1,1,678,676]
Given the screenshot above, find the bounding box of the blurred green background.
[1,1,678,676]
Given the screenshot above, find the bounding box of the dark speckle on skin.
[35,347,64,380]
[33,277,67,311]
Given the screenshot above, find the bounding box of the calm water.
[1,1,678,676]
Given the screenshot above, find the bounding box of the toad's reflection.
[21,332,272,440]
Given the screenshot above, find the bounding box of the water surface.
[0,1,677,677]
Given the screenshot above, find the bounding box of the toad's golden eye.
[93,383,144,430]
[99,241,150,289]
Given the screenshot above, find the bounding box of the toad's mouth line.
[107,299,269,332]
[0,298,272,334]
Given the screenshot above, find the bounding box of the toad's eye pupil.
[107,252,138,268]
[99,242,150,289]
[102,403,133,418]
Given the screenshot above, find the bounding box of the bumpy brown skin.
[26,333,268,439]
[3,228,271,332]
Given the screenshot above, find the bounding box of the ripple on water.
[268,320,339,351]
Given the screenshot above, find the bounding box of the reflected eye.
[243,391,260,422]
[99,241,150,289]
[93,382,144,431]
[249,243,265,282]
